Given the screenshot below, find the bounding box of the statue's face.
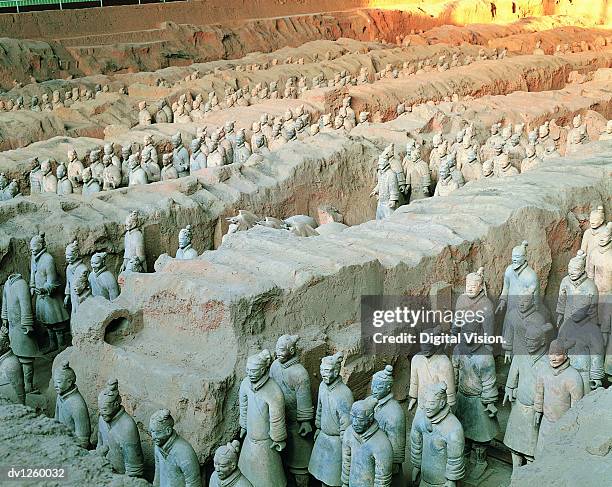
[178,233,190,249]
[350,409,371,434]
[99,398,120,423]
[68,151,76,161]
[91,257,103,271]
[439,167,449,180]
[172,138,180,148]
[549,349,567,368]
[53,374,73,395]
[568,263,583,281]
[275,342,294,364]
[589,213,604,229]
[525,333,543,354]
[149,424,173,446]
[246,362,266,383]
[518,294,534,313]
[65,248,78,264]
[371,379,391,399]
[511,250,526,270]
[30,239,43,255]
[214,457,236,480]
[465,278,482,298]
[490,125,498,135]
[320,363,339,385]
[423,394,444,418]
[126,214,138,231]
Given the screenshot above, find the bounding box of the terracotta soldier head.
[589,205,605,230]
[213,440,241,480]
[91,252,107,273]
[65,240,80,264]
[423,382,448,418]
[53,360,76,395]
[320,352,343,385]
[125,210,141,232]
[275,334,299,364]
[178,225,192,249]
[466,267,485,298]
[371,364,394,400]
[511,241,528,270]
[350,396,377,434]
[567,250,587,281]
[149,409,175,446]
[548,339,573,369]
[246,349,273,383]
[98,378,122,423]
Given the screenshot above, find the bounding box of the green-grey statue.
[410,382,465,487]
[238,349,287,487]
[53,360,91,448]
[269,335,314,487]
[309,352,354,487]
[371,365,405,484]
[150,408,202,487]
[2,273,39,395]
[96,378,144,477]
[210,440,253,487]
[341,395,393,487]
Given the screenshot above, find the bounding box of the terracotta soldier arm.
[409,420,423,468]
[445,428,465,481]
[153,449,160,486]
[533,374,544,414]
[238,381,248,432]
[268,389,288,443]
[408,360,418,405]
[498,269,511,306]
[341,430,351,487]
[388,172,400,204]
[294,370,315,422]
[314,391,322,429]
[73,404,91,449]
[17,280,34,331]
[569,374,585,406]
[43,258,61,294]
[387,414,406,467]
[589,330,605,383]
[442,359,457,407]
[107,277,120,301]
[479,357,498,405]
[555,281,567,319]
[179,446,202,487]
[337,394,353,437]
[1,286,7,322]
[122,440,145,477]
[373,441,393,487]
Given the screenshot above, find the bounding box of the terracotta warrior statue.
[496,240,541,338]
[402,147,431,203]
[270,335,314,487]
[56,164,73,196]
[503,322,552,470]
[410,382,465,487]
[103,153,122,190]
[64,240,88,317]
[520,144,542,173]
[89,252,120,300]
[53,360,91,448]
[2,272,38,396]
[176,225,198,260]
[371,365,405,485]
[127,155,147,187]
[138,101,152,125]
[67,149,84,191]
[210,441,253,487]
[143,135,158,165]
[172,133,190,177]
[161,153,179,181]
[433,163,459,197]
[96,378,144,477]
[150,409,202,487]
[586,222,612,378]
[122,210,146,272]
[189,138,207,172]
[238,349,287,487]
[370,148,400,220]
[141,147,161,183]
[82,167,101,196]
[341,395,393,487]
[453,267,495,347]
[309,352,354,487]
[30,233,69,353]
[0,326,25,404]
[452,318,499,481]
[71,266,92,322]
[581,205,605,270]
[533,339,584,458]
[29,157,43,194]
[557,250,605,392]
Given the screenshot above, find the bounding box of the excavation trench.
[56,140,612,468]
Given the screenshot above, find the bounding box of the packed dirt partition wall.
[57,141,611,468]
